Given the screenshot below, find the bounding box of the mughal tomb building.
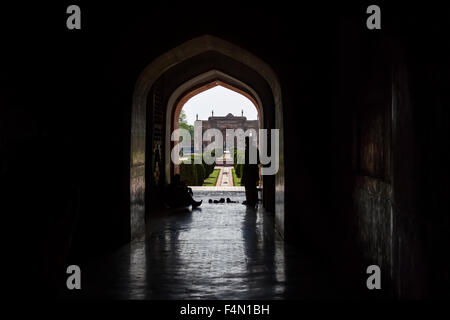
[194,110,259,152]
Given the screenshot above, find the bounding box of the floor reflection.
[81,190,333,299]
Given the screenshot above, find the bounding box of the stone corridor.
[77,191,339,299]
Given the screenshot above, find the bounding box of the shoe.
[226,197,236,203]
[192,200,202,208]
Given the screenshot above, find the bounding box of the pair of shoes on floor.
[208,198,239,204]
[208,198,225,203]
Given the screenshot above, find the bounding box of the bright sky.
[181,86,258,125]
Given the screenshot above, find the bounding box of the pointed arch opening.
[131,35,285,240]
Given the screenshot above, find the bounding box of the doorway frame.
[131,35,285,240]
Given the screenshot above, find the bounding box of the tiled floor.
[78,191,338,299]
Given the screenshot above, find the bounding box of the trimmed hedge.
[180,161,197,185]
[233,148,245,178]
[195,163,205,186]
[180,153,216,186]
[232,168,242,186]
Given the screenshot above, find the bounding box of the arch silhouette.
[131,35,284,240]
[165,70,264,183]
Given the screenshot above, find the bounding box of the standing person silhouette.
[242,136,259,207]
[165,174,202,208]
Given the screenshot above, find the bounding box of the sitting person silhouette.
[165,174,202,208]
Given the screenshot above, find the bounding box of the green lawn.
[203,169,220,186]
[232,169,242,186]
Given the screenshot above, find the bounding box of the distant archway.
[165,70,264,183]
[131,35,285,240]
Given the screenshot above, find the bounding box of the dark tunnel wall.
[327,6,450,297]
[1,3,449,297]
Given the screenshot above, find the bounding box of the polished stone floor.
[79,191,339,299]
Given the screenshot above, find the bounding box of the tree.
[179,110,194,139]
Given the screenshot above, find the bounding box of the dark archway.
[131,35,285,240]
